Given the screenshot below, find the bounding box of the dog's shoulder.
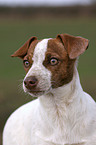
[4,99,39,128]
[3,99,39,144]
[83,92,96,109]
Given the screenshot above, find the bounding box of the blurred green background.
[0,4,96,144]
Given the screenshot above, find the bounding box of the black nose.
[24,76,38,90]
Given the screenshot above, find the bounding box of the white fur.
[3,39,96,145]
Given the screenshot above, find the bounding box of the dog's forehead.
[26,38,66,64]
[47,38,66,57]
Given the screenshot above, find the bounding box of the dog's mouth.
[24,87,52,97]
[29,90,45,96]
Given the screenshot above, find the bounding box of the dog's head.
[12,34,89,97]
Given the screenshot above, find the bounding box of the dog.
[3,34,96,145]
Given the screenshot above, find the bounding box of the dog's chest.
[30,103,86,145]
[31,120,85,145]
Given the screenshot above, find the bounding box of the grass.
[0,17,96,144]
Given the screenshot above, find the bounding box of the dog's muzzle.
[23,76,51,97]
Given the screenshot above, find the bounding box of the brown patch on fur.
[11,37,37,59]
[43,38,76,88]
[43,34,89,88]
[11,37,39,72]
[23,40,39,72]
[56,34,89,59]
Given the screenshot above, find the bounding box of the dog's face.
[12,34,89,97]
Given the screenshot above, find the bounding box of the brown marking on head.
[43,38,76,88]
[11,36,39,72]
[56,33,89,59]
[43,34,89,88]
[11,37,37,59]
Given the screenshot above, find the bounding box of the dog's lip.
[26,87,52,95]
[28,90,46,97]
[29,90,45,93]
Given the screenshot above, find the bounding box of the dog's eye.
[23,60,30,68]
[50,58,58,66]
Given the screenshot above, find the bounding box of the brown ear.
[56,33,89,59]
[11,36,37,59]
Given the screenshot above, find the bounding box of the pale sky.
[0,0,92,6]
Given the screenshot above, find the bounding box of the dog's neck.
[38,68,85,144]
[39,67,83,110]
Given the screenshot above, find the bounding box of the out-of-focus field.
[0,17,96,144]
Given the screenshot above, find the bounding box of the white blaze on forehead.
[24,38,52,79]
[32,39,50,64]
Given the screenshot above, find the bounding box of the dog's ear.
[56,34,89,59]
[11,37,37,59]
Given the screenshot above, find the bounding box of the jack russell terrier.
[3,34,96,145]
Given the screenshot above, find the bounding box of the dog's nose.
[24,76,38,89]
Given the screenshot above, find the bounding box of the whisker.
[17,79,23,82]
[21,73,26,77]
[18,82,23,94]
[17,80,35,101]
